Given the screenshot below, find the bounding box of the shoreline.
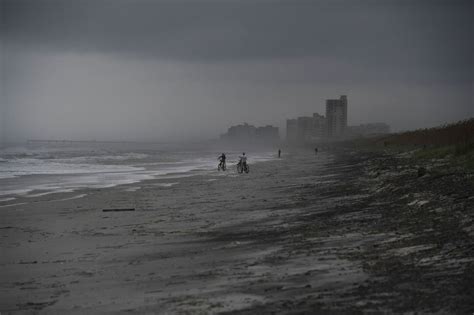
[0,150,278,206]
[1,149,473,313]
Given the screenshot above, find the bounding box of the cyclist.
[239,153,247,166]
[238,152,249,173]
[218,153,226,170]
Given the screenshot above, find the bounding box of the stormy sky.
[1,0,472,142]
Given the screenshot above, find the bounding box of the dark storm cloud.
[1,0,473,142]
[3,0,473,83]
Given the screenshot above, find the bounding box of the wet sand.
[1,150,473,314]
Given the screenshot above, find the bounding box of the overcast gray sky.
[1,0,473,142]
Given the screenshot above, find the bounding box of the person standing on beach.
[278,149,281,158]
[314,147,318,155]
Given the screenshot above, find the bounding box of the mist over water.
[0,142,276,199]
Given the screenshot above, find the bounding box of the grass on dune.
[352,118,474,172]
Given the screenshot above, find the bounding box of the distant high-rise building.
[221,123,279,143]
[286,119,298,143]
[256,125,280,141]
[312,113,326,139]
[286,113,327,143]
[326,95,348,137]
[226,123,256,142]
[297,116,314,141]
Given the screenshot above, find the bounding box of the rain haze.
[1,0,472,142]
[1,1,474,314]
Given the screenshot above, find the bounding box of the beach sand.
[1,150,473,314]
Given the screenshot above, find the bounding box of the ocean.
[0,142,276,201]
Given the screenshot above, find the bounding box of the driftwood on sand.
[102,208,135,212]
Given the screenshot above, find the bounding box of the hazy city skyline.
[1,0,473,142]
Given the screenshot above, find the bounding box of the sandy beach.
[1,149,473,314]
